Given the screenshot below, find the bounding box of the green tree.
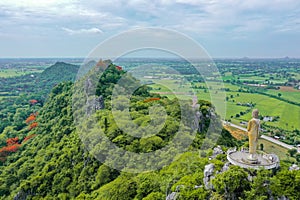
[295,153,300,163]
[245,169,271,200]
[13,108,29,130]
[135,173,161,200]
[213,165,250,199]
[92,165,119,190]
[94,175,137,200]
[143,192,165,200]
[288,148,297,157]
[0,134,6,147]
[260,143,264,151]
[270,170,300,199]
[140,136,164,152]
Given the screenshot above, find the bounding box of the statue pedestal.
[245,154,259,164]
[227,149,279,170]
[242,158,260,164]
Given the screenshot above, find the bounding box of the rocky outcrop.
[166,192,178,200]
[86,95,105,116]
[277,196,289,200]
[95,95,105,110]
[192,106,220,133]
[203,163,215,190]
[289,164,299,171]
[221,162,230,173]
[85,78,105,116]
[13,190,31,200]
[166,185,184,200]
[212,145,224,158]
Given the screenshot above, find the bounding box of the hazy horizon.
[0,56,299,60]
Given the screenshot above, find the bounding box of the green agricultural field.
[150,78,300,131]
[0,92,11,99]
[0,69,43,77]
[291,72,300,80]
[0,96,17,101]
[225,101,249,119]
[149,79,194,95]
[223,73,287,85]
[264,89,300,103]
[239,75,268,81]
[233,92,300,131]
[238,74,287,83]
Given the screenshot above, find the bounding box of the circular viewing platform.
[227,150,280,170]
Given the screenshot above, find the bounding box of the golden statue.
[247,109,260,162]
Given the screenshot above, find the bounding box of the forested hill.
[0,62,79,133]
[37,62,79,86]
[0,62,299,200]
[0,62,79,97]
[0,61,79,107]
[33,61,80,99]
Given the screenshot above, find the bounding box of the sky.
[0,0,300,58]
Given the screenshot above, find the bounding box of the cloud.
[62,27,103,35]
[1,0,298,37]
[1,0,300,57]
[0,0,76,8]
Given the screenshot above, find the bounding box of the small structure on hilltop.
[227,109,280,170]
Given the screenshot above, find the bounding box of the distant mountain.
[21,61,79,101]
[0,61,79,99]
[35,61,79,92]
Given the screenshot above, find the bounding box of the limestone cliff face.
[82,61,109,116]
[85,76,105,116]
[203,163,215,190]
[86,95,105,116]
[192,101,221,134]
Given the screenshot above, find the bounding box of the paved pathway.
[222,120,298,152]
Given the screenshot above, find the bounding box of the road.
[222,120,298,152]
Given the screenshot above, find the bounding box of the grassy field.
[264,88,300,103]
[223,125,247,140]
[222,74,287,84]
[232,92,300,130]
[258,139,293,161]
[149,78,300,131]
[225,102,249,119]
[0,69,43,78]
[239,75,268,82]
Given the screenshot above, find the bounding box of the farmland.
[148,79,300,131]
[0,68,44,78]
[264,88,300,103]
